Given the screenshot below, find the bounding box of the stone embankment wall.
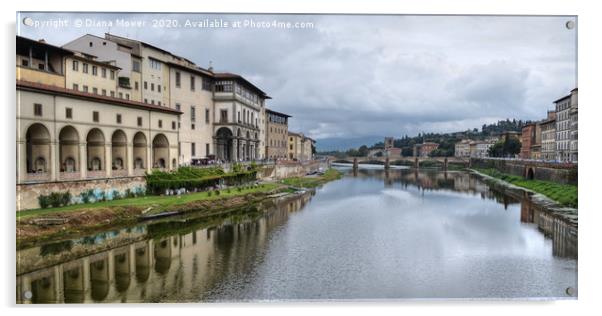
[470,158,577,185]
[17,177,147,211]
[258,160,323,180]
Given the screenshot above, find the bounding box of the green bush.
[145,166,257,195]
[38,191,71,209]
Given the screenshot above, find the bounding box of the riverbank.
[472,168,577,208]
[17,168,343,248]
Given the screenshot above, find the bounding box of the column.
[232,139,238,162]
[50,140,59,181]
[104,143,112,178]
[17,140,26,183]
[79,143,87,179]
[146,143,152,173]
[127,143,134,176]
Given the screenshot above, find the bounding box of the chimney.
[38,39,46,43]
[208,61,214,73]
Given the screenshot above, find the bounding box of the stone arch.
[216,127,233,162]
[86,128,105,172]
[154,238,172,275]
[63,265,85,303]
[526,167,535,180]
[135,245,150,283]
[111,130,127,171]
[114,251,131,293]
[25,123,51,173]
[133,132,147,170]
[59,125,80,173]
[152,133,169,169]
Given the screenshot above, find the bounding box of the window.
[134,81,139,90]
[132,60,141,72]
[205,109,210,123]
[82,63,89,73]
[215,81,233,92]
[116,114,122,124]
[83,85,89,92]
[33,103,42,116]
[175,72,181,87]
[65,108,72,119]
[144,81,148,90]
[93,111,99,122]
[158,84,161,93]
[125,94,130,100]
[158,120,162,128]
[137,117,143,126]
[220,110,228,123]
[172,121,176,130]
[144,98,148,103]
[73,84,79,91]
[206,143,210,156]
[101,68,107,78]
[93,87,98,94]
[191,106,196,122]
[89,42,93,47]
[202,77,212,91]
[72,60,79,71]
[21,59,28,67]
[151,100,155,105]
[151,83,154,91]
[149,58,161,70]
[191,143,196,157]
[191,123,195,130]
[190,76,195,91]
[110,70,115,80]
[158,101,161,106]
[38,63,45,70]
[175,103,181,112]
[119,92,123,99]
[110,91,115,97]
[102,89,106,96]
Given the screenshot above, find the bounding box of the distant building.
[470,141,495,158]
[554,92,572,162]
[569,88,578,162]
[520,123,537,159]
[288,132,314,161]
[455,140,471,158]
[531,123,542,160]
[384,137,394,150]
[265,109,290,160]
[413,142,438,157]
[540,111,556,161]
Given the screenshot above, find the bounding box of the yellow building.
[265,109,291,159]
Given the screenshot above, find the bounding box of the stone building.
[288,132,314,161]
[520,123,537,159]
[17,36,181,187]
[413,142,438,157]
[63,33,273,164]
[265,109,290,160]
[455,140,471,158]
[540,111,556,161]
[569,88,578,162]
[554,92,572,162]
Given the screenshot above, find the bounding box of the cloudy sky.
[17,13,577,149]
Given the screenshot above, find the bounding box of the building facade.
[265,109,290,159]
[540,111,556,161]
[455,140,471,158]
[554,93,572,162]
[288,132,314,161]
[413,142,439,157]
[17,36,181,186]
[569,88,578,162]
[520,123,537,159]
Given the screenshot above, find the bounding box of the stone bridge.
[329,156,470,170]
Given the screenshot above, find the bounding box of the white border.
[2,0,601,314]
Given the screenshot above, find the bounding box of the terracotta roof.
[266,108,291,118]
[553,94,571,103]
[16,80,182,115]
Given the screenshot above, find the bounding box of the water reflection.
[16,168,577,302]
[17,192,314,303]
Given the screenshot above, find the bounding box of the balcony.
[16,66,65,88]
[59,171,81,181]
[87,170,106,179]
[24,172,50,183]
[112,169,129,177]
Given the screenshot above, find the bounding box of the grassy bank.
[474,168,577,208]
[17,183,283,247]
[280,168,342,188]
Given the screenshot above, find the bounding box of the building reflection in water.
[17,191,314,304]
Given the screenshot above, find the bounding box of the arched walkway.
[133,132,147,172]
[86,128,105,173]
[152,134,169,169]
[111,130,127,173]
[526,167,535,180]
[59,126,79,173]
[216,127,233,162]
[25,123,51,174]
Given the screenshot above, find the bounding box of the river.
[16,166,578,303]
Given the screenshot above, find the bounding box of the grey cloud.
[18,13,577,142]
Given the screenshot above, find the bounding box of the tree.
[358,145,369,157]
[488,137,521,158]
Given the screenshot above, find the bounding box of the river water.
[16,166,577,303]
